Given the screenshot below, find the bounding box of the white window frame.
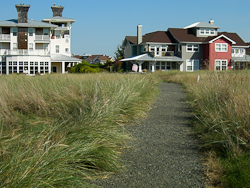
[29,43,33,50]
[215,59,228,71]
[28,28,34,36]
[43,29,49,35]
[186,59,199,71]
[215,43,228,52]
[55,31,60,39]
[13,43,17,50]
[12,27,17,36]
[65,35,69,43]
[186,44,199,52]
[55,45,60,53]
[200,28,215,35]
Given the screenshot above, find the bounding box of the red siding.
[209,38,232,70]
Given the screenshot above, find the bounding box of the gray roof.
[0,19,57,28]
[51,54,81,62]
[184,21,220,29]
[42,16,76,22]
[121,53,184,62]
[232,55,250,62]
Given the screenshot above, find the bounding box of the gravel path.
[94,82,206,188]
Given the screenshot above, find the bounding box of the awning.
[51,54,82,62]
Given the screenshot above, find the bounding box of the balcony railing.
[0,49,50,56]
[148,51,175,57]
[35,35,50,41]
[0,34,11,41]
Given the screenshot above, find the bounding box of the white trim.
[186,44,199,52]
[200,28,215,35]
[186,59,199,71]
[215,43,228,52]
[209,34,236,44]
[215,59,228,71]
[233,46,249,48]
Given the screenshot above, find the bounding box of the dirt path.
[94,82,206,187]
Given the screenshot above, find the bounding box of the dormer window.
[200,28,215,35]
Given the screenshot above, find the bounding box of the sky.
[2,0,250,58]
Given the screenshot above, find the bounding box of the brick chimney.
[51,4,64,17]
[15,4,30,23]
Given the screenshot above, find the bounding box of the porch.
[120,53,184,72]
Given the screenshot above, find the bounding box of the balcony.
[0,34,11,41]
[35,35,50,41]
[0,49,50,56]
[149,51,175,58]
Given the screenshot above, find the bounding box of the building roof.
[51,54,81,62]
[219,32,248,47]
[125,31,175,45]
[87,55,112,61]
[120,53,184,62]
[168,28,208,43]
[169,28,248,47]
[0,19,57,28]
[184,21,220,29]
[42,16,76,23]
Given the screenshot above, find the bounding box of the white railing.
[35,35,50,41]
[0,49,50,56]
[0,34,11,41]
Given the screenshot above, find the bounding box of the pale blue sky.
[2,0,250,57]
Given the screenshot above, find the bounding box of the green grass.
[0,73,159,187]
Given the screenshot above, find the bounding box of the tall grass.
[156,70,250,187]
[0,73,159,187]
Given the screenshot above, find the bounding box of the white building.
[0,4,81,75]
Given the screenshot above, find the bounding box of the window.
[186,44,199,52]
[55,31,60,39]
[186,59,199,71]
[142,45,147,52]
[13,27,17,36]
[155,62,171,71]
[28,28,33,36]
[162,45,167,52]
[56,45,59,53]
[215,43,228,52]
[200,28,215,35]
[150,45,155,52]
[13,43,17,50]
[232,48,245,55]
[29,43,33,50]
[43,29,49,35]
[178,43,181,52]
[65,48,69,53]
[215,60,227,71]
[65,35,69,43]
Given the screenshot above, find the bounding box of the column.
[150,61,156,72]
[137,61,143,73]
[62,61,65,74]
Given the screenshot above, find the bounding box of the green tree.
[114,41,124,60]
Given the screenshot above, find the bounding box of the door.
[18,27,28,49]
